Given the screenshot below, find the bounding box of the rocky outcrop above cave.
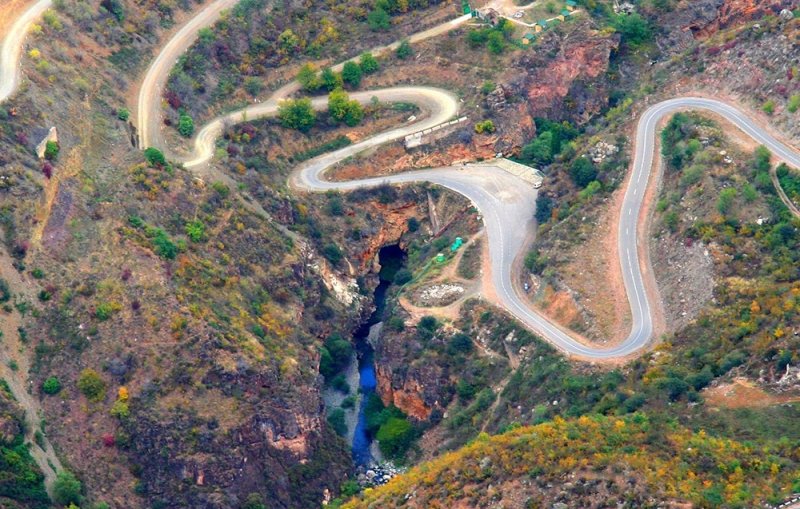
[658,0,796,50]
[504,24,621,130]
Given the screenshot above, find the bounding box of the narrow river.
[351,245,405,465]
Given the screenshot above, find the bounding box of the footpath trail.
[0,248,63,494]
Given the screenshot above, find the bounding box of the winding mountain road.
[4,0,800,363]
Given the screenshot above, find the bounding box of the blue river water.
[350,245,405,465]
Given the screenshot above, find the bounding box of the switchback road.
[0,0,52,103]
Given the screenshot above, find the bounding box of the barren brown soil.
[0,0,32,34]
[704,378,800,409]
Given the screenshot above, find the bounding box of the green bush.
[185,220,205,242]
[0,278,10,303]
[788,94,800,114]
[716,188,737,215]
[359,52,379,74]
[319,333,352,379]
[320,67,343,91]
[42,376,61,395]
[396,40,412,59]
[376,417,414,459]
[178,112,195,137]
[278,98,316,132]
[612,13,652,47]
[44,141,59,161]
[143,147,166,167]
[368,7,390,30]
[328,89,364,126]
[569,157,597,188]
[762,100,775,115]
[77,368,106,402]
[342,61,363,88]
[53,471,82,506]
[322,243,343,265]
[117,108,130,121]
[297,63,320,92]
[474,120,495,134]
[327,409,347,436]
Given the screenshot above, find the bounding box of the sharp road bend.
[3,1,800,364]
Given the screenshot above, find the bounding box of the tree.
[716,188,737,215]
[241,493,267,509]
[44,140,59,160]
[77,368,106,402]
[244,77,263,97]
[53,471,82,506]
[762,99,776,115]
[278,98,316,132]
[396,39,412,59]
[144,147,166,167]
[42,376,61,395]
[359,52,379,74]
[297,63,319,92]
[487,31,506,54]
[612,13,652,47]
[342,61,363,88]
[521,132,554,165]
[178,112,194,137]
[569,157,598,188]
[376,417,414,458]
[117,107,130,121]
[278,28,300,53]
[368,7,390,31]
[328,89,350,121]
[320,67,342,91]
[474,120,495,134]
[327,409,347,436]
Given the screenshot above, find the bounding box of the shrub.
[762,100,776,115]
[95,302,114,321]
[447,332,474,355]
[297,63,320,92]
[0,279,10,303]
[376,417,414,459]
[117,108,130,121]
[474,120,495,134]
[396,39,412,59]
[359,52,379,74]
[328,89,364,126]
[320,67,342,91]
[44,140,59,160]
[328,409,347,436]
[487,31,506,54]
[407,217,419,232]
[77,368,106,402]
[110,399,130,419]
[242,493,267,509]
[342,61,363,88]
[185,220,205,242]
[322,243,343,265]
[178,112,194,137]
[31,268,44,279]
[788,94,800,114]
[278,98,316,132]
[53,471,82,505]
[319,333,352,379]
[244,77,263,97]
[716,188,737,215]
[144,147,166,167]
[368,7,390,31]
[612,13,652,47]
[569,157,597,188]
